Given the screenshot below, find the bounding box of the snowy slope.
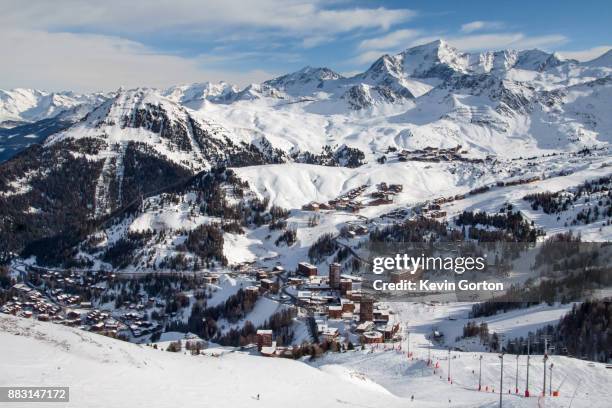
[0,315,409,408]
[3,40,612,165]
[3,40,612,268]
[0,88,105,125]
[189,42,612,162]
[311,302,612,408]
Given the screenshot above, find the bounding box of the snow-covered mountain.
[163,81,240,106]
[2,40,612,161]
[263,66,344,96]
[0,89,108,161]
[0,87,286,258]
[583,49,612,68]
[1,40,612,408]
[0,88,106,125]
[1,39,612,264]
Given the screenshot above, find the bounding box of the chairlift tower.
[541,335,552,397]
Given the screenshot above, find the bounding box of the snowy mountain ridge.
[1,40,612,265]
[0,88,106,125]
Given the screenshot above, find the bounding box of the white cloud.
[460,21,504,33]
[350,50,391,65]
[0,28,275,92]
[557,46,612,62]
[358,29,421,50]
[0,0,416,91]
[302,35,330,49]
[0,1,415,42]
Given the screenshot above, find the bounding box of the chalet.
[359,297,374,322]
[260,341,277,357]
[345,203,363,213]
[433,197,454,205]
[341,312,354,321]
[64,318,81,327]
[321,327,339,342]
[369,197,393,206]
[260,279,279,294]
[327,305,343,319]
[371,191,387,199]
[202,276,215,285]
[302,202,320,211]
[257,329,273,350]
[354,225,369,235]
[340,299,355,313]
[105,320,119,330]
[297,262,318,277]
[349,291,362,302]
[1,303,19,315]
[12,283,31,293]
[373,310,390,323]
[362,331,383,344]
[245,286,260,299]
[297,291,312,303]
[66,309,81,319]
[340,279,353,295]
[355,322,374,333]
[288,277,304,286]
[328,263,341,289]
[310,295,328,306]
[91,322,104,332]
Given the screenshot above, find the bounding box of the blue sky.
[1,0,610,92]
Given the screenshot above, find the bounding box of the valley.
[1,39,612,407]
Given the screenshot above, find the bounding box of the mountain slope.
[0,315,409,408]
[0,88,105,125]
[2,40,612,264]
[0,88,285,261]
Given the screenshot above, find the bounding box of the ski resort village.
[2,37,612,407]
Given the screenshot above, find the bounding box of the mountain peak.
[263,66,343,96]
[163,81,238,105]
[401,39,455,56]
[513,49,566,71]
[391,39,465,79]
[266,66,342,85]
[584,48,612,67]
[0,88,103,124]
